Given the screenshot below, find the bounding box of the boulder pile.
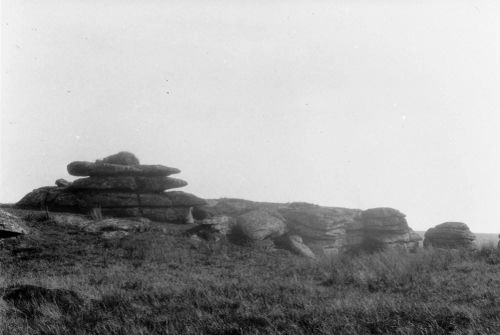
[423,222,476,249]
[15,152,206,223]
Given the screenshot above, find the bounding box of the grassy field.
[1,208,500,335]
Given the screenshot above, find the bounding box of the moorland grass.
[0,209,499,334]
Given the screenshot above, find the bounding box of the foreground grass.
[1,209,499,334]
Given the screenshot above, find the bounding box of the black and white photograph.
[1,1,499,334]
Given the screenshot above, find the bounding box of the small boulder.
[0,209,27,238]
[424,222,476,249]
[236,209,286,240]
[55,179,71,187]
[100,151,140,165]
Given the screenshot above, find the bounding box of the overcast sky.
[1,0,499,233]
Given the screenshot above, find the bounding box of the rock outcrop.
[199,199,421,256]
[0,209,27,238]
[15,152,206,223]
[423,222,476,249]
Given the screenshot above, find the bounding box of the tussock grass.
[1,208,500,334]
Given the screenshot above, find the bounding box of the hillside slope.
[1,207,500,335]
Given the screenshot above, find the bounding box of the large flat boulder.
[67,161,180,177]
[16,188,205,211]
[69,176,187,192]
[424,222,476,249]
[0,209,27,238]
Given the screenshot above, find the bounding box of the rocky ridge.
[192,198,422,256]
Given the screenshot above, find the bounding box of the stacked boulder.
[15,152,206,223]
[423,222,476,249]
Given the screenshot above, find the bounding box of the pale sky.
[1,1,499,233]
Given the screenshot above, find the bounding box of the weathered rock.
[16,187,61,210]
[192,206,210,220]
[100,151,139,165]
[361,208,421,248]
[101,231,130,239]
[278,203,362,255]
[362,207,408,232]
[0,209,28,238]
[69,176,187,192]
[55,179,71,187]
[424,222,476,249]
[236,209,286,240]
[199,215,236,235]
[16,189,205,211]
[275,234,316,258]
[159,191,206,207]
[279,203,362,240]
[135,177,188,192]
[51,214,91,228]
[100,207,191,223]
[141,207,192,223]
[83,218,150,233]
[70,176,137,191]
[67,161,180,177]
[206,198,283,217]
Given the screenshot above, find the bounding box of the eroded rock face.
[236,209,286,240]
[0,209,27,238]
[423,222,476,249]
